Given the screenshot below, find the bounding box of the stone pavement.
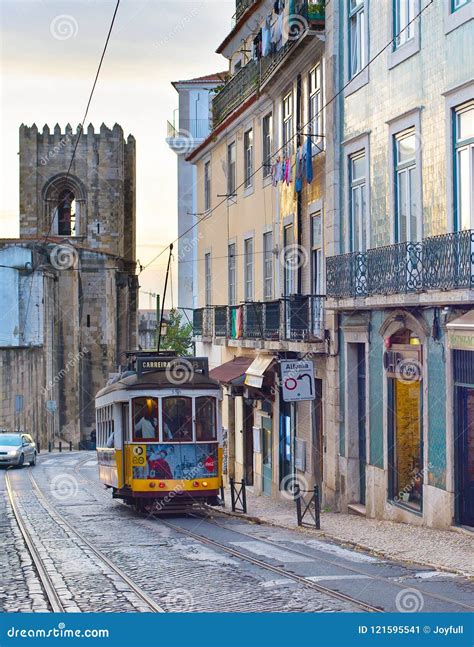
[219,486,474,577]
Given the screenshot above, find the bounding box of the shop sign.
[447,332,474,351]
[383,347,422,381]
[280,360,315,402]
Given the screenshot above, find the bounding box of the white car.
[0,433,37,467]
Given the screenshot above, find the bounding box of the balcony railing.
[193,296,324,342]
[212,0,324,127]
[193,307,213,337]
[166,119,212,141]
[235,0,257,20]
[212,59,259,127]
[326,230,474,298]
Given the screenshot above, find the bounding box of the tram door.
[121,403,129,487]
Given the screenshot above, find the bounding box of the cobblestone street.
[1,452,473,614]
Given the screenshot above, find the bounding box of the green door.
[262,416,273,496]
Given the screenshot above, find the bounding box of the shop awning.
[447,310,474,351]
[244,355,275,389]
[209,356,254,385]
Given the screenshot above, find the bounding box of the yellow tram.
[95,353,223,511]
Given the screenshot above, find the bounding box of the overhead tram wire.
[140,0,434,275]
[21,0,121,337]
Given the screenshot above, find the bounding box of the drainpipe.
[296,73,303,295]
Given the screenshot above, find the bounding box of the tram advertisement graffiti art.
[132,443,218,480]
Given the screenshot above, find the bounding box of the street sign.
[46,400,57,413]
[280,360,315,402]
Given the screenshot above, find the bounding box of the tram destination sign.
[136,355,209,377]
[280,360,315,402]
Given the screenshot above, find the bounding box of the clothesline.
[270,136,317,191]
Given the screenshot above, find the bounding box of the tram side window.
[162,397,192,442]
[133,397,159,442]
[195,397,217,441]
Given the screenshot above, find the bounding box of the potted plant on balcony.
[308,1,325,22]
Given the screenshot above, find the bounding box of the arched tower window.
[57,189,76,236]
[42,174,86,238]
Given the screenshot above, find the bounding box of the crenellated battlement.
[19,122,135,144]
[19,121,136,265]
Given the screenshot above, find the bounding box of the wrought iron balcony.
[212,60,259,127]
[192,307,213,337]
[326,230,474,298]
[194,296,324,343]
[235,0,257,21]
[212,0,324,127]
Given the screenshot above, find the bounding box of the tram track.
[6,468,166,613]
[5,471,65,613]
[74,455,474,614]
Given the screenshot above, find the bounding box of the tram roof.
[96,369,221,398]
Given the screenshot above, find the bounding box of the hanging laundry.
[306,136,313,184]
[295,146,303,193]
[284,158,292,186]
[262,16,271,56]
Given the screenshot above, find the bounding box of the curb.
[212,506,473,579]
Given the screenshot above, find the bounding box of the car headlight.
[8,449,20,456]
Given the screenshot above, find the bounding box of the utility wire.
[140,0,434,275]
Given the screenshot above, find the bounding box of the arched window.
[57,189,76,236]
[42,174,86,238]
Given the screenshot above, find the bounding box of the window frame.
[132,397,159,443]
[308,64,323,155]
[348,0,366,79]
[244,128,254,189]
[311,210,323,295]
[282,92,294,158]
[453,101,474,231]
[394,129,418,243]
[227,141,236,197]
[244,236,254,302]
[204,160,211,211]
[161,396,193,443]
[228,242,237,305]
[348,150,368,253]
[204,252,212,306]
[263,230,273,300]
[393,0,415,49]
[262,113,273,179]
[195,396,217,442]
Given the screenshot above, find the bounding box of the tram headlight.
[202,481,208,487]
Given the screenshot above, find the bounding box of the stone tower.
[15,123,139,443]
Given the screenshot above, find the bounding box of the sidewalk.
[219,486,474,577]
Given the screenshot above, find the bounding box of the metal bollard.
[59,441,62,453]
[37,440,41,454]
[69,441,72,452]
[314,484,321,530]
[230,477,235,512]
[48,442,52,453]
[241,477,247,514]
[295,483,302,526]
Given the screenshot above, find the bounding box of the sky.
[0,0,233,309]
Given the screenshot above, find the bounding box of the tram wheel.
[134,499,146,513]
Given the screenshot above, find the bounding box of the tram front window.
[162,397,192,442]
[133,397,159,441]
[196,397,217,441]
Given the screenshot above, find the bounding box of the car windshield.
[0,435,22,446]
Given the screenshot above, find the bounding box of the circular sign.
[133,446,144,456]
[204,456,215,472]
